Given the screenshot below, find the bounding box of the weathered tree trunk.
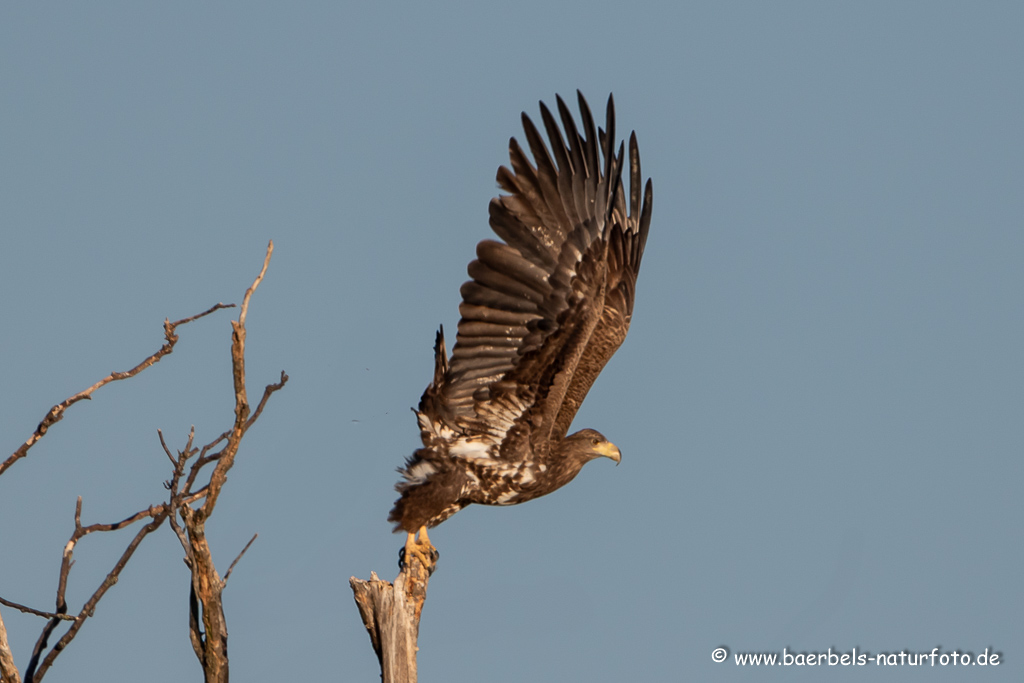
[0,242,283,683]
[350,553,435,683]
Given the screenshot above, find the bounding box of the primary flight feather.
[389,92,653,565]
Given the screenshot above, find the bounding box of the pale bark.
[350,552,436,683]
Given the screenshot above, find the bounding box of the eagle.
[389,92,652,568]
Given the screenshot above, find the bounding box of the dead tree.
[0,241,286,683]
[350,549,438,683]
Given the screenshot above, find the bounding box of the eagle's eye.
[591,438,600,446]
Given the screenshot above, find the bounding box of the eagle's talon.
[400,528,438,575]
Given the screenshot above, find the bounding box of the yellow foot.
[399,527,439,575]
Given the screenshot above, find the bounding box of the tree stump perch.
[350,551,436,683]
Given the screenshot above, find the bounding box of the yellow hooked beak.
[595,440,622,466]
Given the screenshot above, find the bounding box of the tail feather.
[433,325,448,387]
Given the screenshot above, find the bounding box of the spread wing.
[419,92,652,459]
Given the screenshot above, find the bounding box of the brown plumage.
[389,93,652,558]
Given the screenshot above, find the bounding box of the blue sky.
[1,2,1021,681]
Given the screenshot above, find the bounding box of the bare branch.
[2,303,233,477]
[157,429,176,466]
[23,501,170,682]
[198,431,230,458]
[184,486,209,505]
[168,513,192,563]
[0,598,78,622]
[26,510,169,682]
[78,505,166,536]
[170,303,237,328]
[223,534,258,584]
[246,371,289,430]
[166,429,197,561]
[181,430,229,496]
[238,240,272,327]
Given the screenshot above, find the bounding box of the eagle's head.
[566,428,622,465]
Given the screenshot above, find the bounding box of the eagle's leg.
[399,526,438,574]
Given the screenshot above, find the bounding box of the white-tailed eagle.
[389,92,653,567]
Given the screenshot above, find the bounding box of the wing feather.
[555,94,591,226]
[420,92,652,461]
[520,111,573,238]
[539,101,581,229]
[550,130,653,437]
